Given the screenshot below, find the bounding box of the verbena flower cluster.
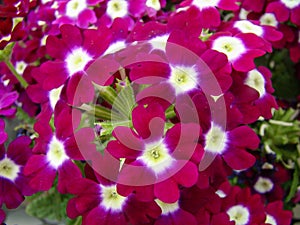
[0,0,299,225]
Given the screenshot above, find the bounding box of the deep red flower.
[107,103,203,203]
[179,0,239,28]
[266,0,300,26]
[230,66,278,123]
[23,103,91,193]
[0,136,34,209]
[264,201,292,225]
[39,24,112,105]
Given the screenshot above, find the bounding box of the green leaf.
[25,187,73,223]
[285,165,299,202]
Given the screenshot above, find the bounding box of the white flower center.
[265,214,277,225]
[227,205,250,225]
[49,86,63,110]
[103,40,127,56]
[107,0,128,20]
[212,36,246,62]
[40,35,48,46]
[137,141,175,175]
[192,0,220,10]
[149,34,169,52]
[15,61,27,75]
[42,0,52,3]
[215,190,227,198]
[47,136,69,169]
[65,0,87,18]
[244,69,266,98]
[169,65,198,95]
[146,0,161,10]
[66,48,92,76]
[254,177,274,194]
[260,13,278,27]
[239,8,250,20]
[0,157,20,181]
[155,199,179,215]
[2,34,11,42]
[262,162,274,169]
[100,185,127,212]
[234,21,263,37]
[204,124,227,154]
[281,0,300,9]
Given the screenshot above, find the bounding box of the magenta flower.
[23,104,91,193]
[39,24,112,105]
[203,123,259,170]
[107,103,202,203]
[266,0,300,26]
[66,162,161,225]
[0,83,18,117]
[129,39,231,110]
[222,19,283,52]
[209,32,266,72]
[0,119,7,145]
[0,209,5,224]
[99,0,145,28]
[0,136,33,209]
[154,198,197,225]
[241,0,267,13]
[144,0,166,17]
[26,67,64,122]
[179,0,239,28]
[54,0,102,28]
[264,201,293,225]
[231,66,278,123]
[221,186,266,225]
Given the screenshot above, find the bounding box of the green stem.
[73,216,82,225]
[165,105,176,119]
[5,59,28,88]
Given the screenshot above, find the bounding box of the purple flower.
[0,119,7,145]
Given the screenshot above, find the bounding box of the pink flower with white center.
[154,199,197,225]
[55,0,101,28]
[23,104,93,193]
[145,0,166,17]
[40,24,112,105]
[106,103,202,203]
[0,137,34,209]
[27,67,64,121]
[264,201,293,225]
[231,67,278,123]
[203,122,259,170]
[266,0,300,26]
[210,32,266,72]
[179,0,239,28]
[129,38,231,110]
[259,13,279,27]
[66,164,161,225]
[223,20,283,52]
[99,0,145,28]
[222,186,266,225]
